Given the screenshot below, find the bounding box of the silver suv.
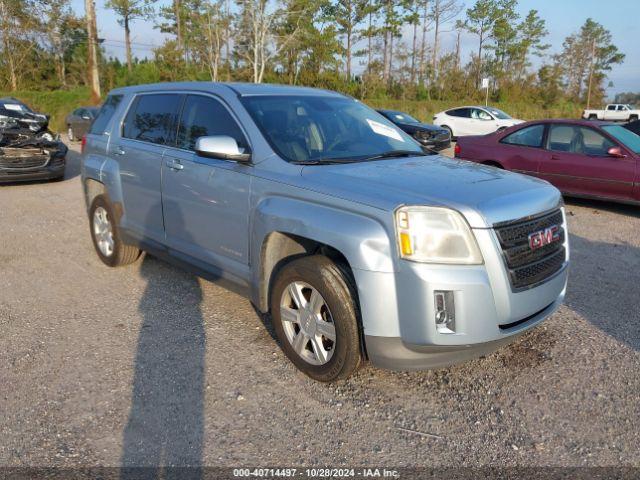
[81,82,569,381]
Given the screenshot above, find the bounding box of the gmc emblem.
[528,225,561,250]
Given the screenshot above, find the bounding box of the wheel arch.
[250,197,395,313]
[482,160,504,169]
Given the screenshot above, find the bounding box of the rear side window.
[447,108,470,118]
[122,94,181,145]
[176,95,248,151]
[502,124,545,148]
[89,95,123,135]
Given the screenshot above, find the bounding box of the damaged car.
[0,97,67,183]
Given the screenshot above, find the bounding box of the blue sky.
[70,0,640,97]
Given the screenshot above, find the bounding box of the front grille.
[0,148,49,170]
[494,209,566,290]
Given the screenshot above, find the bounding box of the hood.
[300,156,561,228]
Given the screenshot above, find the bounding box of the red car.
[455,119,640,205]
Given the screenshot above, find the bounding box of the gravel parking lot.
[0,144,639,469]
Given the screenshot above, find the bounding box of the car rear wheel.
[270,255,361,382]
[67,126,75,142]
[589,114,598,120]
[89,195,141,267]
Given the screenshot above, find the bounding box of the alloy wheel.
[93,206,114,257]
[280,281,336,365]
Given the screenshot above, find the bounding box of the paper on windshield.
[3,104,23,111]
[366,119,404,142]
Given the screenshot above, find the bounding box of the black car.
[0,97,67,183]
[623,119,640,136]
[376,109,451,151]
[65,106,100,141]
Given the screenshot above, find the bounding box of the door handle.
[165,159,184,171]
[551,154,561,160]
[113,146,125,156]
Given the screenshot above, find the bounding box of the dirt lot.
[0,144,639,469]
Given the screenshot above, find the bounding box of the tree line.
[0,0,627,108]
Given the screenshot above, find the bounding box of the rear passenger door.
[111,93,182,243]
[498,123,547,176]
[161,94,252,279]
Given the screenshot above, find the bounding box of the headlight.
[395,206,483,264]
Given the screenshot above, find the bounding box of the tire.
[441,125,454,140]
[270,255,362,382]
[589,114,598,120]
[629,115,638,122]
[89,195,141,267]
[67,125,75,142]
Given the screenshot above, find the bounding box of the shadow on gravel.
[566,233,640,352]
[121,208,205,479]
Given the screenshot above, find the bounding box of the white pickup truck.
[582,104,640,122]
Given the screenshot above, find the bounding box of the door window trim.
[118,90,253,159]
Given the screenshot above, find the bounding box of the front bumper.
[417,137,451,151]
[364,295,562,371]
[354,212,569,371]
[0,158,65,183]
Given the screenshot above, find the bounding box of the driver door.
[539,124,635,200]
[161,94,252,278]
[470,108,497,135]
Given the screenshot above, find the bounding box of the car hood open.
[300,155,562,228]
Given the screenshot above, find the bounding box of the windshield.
[486,108,512,120]
[241,95,423,163]
[386,111,421,124]
[602,125,640,153]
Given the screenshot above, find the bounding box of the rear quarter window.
[89,95,123,135]
[447,108,470,118]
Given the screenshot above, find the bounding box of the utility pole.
[85,0,101,102]
[586,37,596,109]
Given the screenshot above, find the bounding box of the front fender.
[252,196,395,274]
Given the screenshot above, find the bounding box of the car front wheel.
[270,255,362,382]
[89,195,141,267]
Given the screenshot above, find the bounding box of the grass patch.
[0,88,93,133]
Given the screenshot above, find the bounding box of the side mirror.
[607,146,627,158]
[195,135,251,163]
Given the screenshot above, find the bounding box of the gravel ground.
[0,144,638,469]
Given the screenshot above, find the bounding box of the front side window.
[122,93,181,145]
[471,108,493,121]
[242,95,422,163]
[176,95,248,151]
[89,94,123,135]
[547,124,615,155]
[501,124,545,147]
